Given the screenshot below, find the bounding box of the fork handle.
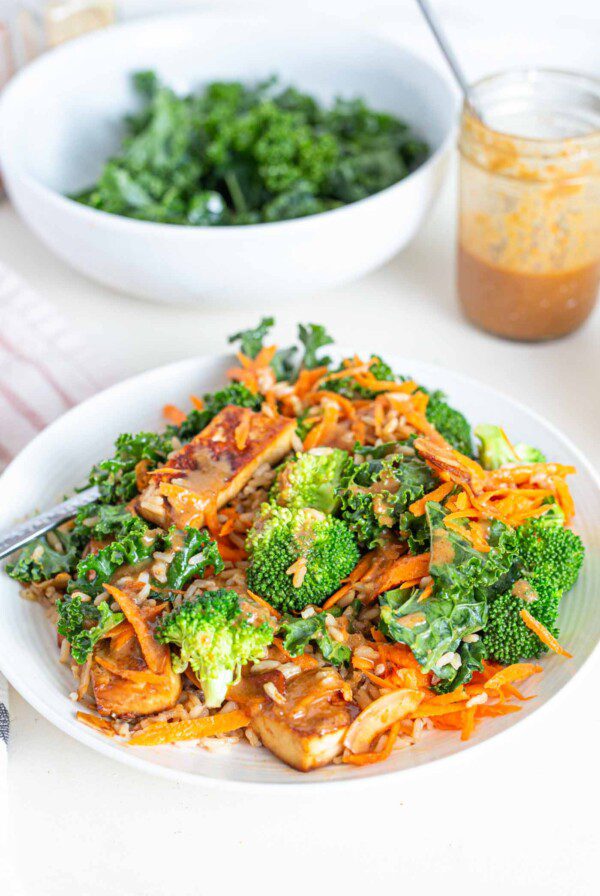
[0,486,100,561]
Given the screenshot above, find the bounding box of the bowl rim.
[1,349,599,789]
[0,9,458,237]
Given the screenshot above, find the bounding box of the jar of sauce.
[457,69,600,341]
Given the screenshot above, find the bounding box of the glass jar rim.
[466,67,600,149]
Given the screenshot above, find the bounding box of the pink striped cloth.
[0,258,121,795]
[0,261,119,470]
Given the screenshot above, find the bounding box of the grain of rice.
[263,681,286,705]
[466,693,488,708]
[46,531,64,552]
[286,557,307,588]
[374,663,386,676]
[462,633,480,643]
[279,663,301,680]
[354,645,379,661]
[154,550,175,564]
[152,561,168,583]
[59,639,71,664]
[251,659,281,674]
[301,606,316,619]
[244,726,261,747]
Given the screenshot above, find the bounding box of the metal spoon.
[0,486,99,562]
[415,0,483,120]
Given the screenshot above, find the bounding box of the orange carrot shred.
[76,712,116,737]
[484,662,543,691]
[128,711,251,746]
[163,404,186,425]
[519,609,573,658]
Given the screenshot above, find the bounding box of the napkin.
[0,257,120,790]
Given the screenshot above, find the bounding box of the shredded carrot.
[343,721,401,766]
[246,589,281,619]
[303,402,339,450]
[484,662,543,691]
[461,706,477,741]
[321,553,374,609]
[294,366,329,398]
[234,408,252,451]
[219,516,236,537]
[363,670,396,689]
[163,404,187,425]
[105,584,169,674]
[519,609,573,658]
[76,711,115,737]
[306,390,356,418]
[128,710,251,746]
[409,481,454,516]
[190,394,204,411]
[411,702,469,719]
[184,666,203,690]
[215,540,247,562]
[352,655,375,672]
[418,581,434,602]
[94,654,167,683]
[370,552,431,597]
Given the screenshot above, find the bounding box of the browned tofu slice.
[250,669,356,772]
[91,640,182,719]
[137,405,295,528]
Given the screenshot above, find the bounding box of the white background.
[1,1,600,894]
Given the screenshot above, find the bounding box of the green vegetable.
[432,638,487,695]
[270,448,349,514]
[166,527,224,591]
[475,424,546,469]
[88,431,176,503]
[322,356,395,400]
[424,390,473,456]
[338,443,438,549]
[380,585,488,680]
[6,530,79,583]
[72,73,428,226]
[67,517,159,599]
[482,515,584,664]
[298,323,334,370]
[380,502,520,686]
[57,595,123,664]
[156,590,274,707]
[279,609,350,665]
[71,502,141,544]
[246,504,359,612]
[229,316,275,358]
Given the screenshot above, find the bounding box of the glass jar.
[457,69,600,341]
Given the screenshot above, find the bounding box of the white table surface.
[2,2,600,894]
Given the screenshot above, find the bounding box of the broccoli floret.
[156,590,274,707]
[482,517,584,664]
[338,444,438,549]
[279,608,350,665]
[57,595,124,664]
[425,391,473,457]
[482,586,559,665]
[475,424,546,469]
[166,526,224,591]
[270,448,349,514]
[246,505,360,612]
[517,516,584,597]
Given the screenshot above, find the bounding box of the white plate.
[1,353,599,787]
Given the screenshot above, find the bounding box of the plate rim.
[1,350,599,789]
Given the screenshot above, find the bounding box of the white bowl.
[0,12,456,305]
[0,351,599,787]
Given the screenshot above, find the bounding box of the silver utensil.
[415,0,483,120]
[0,485,99,562]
